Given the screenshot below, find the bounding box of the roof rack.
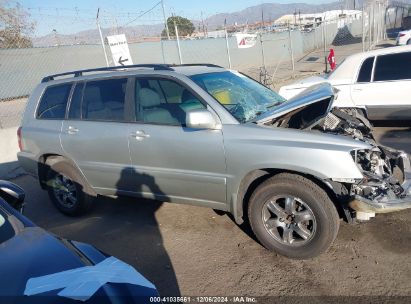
[168,63,223,68]
[41,64,174,83]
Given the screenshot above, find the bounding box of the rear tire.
[248,173,340,259]
[46,158,94,216]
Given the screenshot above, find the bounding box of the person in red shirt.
[328,48,336,70]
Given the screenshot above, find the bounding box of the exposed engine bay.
[261,97,411,221]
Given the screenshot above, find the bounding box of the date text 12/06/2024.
[149,296,257,303]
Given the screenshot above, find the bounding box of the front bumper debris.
[349,152,411,219]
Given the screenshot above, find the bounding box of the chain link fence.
[1,1,410,128]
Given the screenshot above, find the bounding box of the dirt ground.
[9,126,411,299]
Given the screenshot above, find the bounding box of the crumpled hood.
[256,82,335,124]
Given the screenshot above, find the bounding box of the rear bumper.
[17,152,38,176]
[349,152,411,214]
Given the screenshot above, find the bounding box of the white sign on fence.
[235,34,257,49]
[107,34,133,66]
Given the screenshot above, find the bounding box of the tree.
[0,0,35,48]
[161,15,195,38]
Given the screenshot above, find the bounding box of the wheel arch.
[37,154,97,196]
[233,168,348,225]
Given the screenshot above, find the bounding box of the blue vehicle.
[0,180,159,304]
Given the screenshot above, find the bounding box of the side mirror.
[0,181,25,213]
[186,109,219,129]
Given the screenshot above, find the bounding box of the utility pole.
[294,9,297,26]
[96,8,109,67]
[201,11,206,38]
[261,8,264,32]
[161,0,170,40]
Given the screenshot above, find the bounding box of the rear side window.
[374,52,411,81]
[82,78,127,122]
[37,83,72,119]
[357,57,374,83]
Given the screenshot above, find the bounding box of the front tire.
[248,173,340,259]
[46,158,94,216]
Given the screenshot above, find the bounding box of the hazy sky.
[20,0,338,36]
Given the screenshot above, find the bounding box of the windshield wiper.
[265,101,283,109]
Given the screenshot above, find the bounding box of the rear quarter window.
[37,83,72,119]
[374,52,411,81]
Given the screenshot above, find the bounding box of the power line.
[122,1,162,27]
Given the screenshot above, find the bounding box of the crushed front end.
[348,146,411,220]
[317,108,411,220]
[259,83,411,221]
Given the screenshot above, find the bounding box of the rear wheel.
[46,158,94,216]
[248,173,340,259]
[407,39,411,45]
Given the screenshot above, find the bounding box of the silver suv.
[18,64,411,259]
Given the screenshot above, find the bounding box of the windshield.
[190,71,287,123]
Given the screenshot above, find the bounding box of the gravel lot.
[9,126,411,299]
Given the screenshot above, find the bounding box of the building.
[275,10,363,27]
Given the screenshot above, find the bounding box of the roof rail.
[168,63,223,68]
[41,64,174,83]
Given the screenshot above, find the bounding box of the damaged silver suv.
[18,64,411,259]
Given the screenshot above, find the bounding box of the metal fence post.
[174,22,183,64]
[288,25,295,77]
[225,28,232,69]
[96,8,109,67]
[322,21,328,73]
[362,5,366,52]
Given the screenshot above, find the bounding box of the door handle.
[67,126,79,135]
[353,88,363,91]
[130,130,150,140]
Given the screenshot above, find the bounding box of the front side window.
[190,71,286,123]
[357,57,374,83]
[37,83,72,119]
[374,52,411,81]
[135,78,205,125]
[82,78,127,121]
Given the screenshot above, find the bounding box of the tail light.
[399,33,406,37]
[17,127,23,151]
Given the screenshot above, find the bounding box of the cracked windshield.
[190,71,286,123]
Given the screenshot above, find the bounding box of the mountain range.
[33,1,358,47]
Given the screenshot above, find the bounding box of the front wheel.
[248,173,340,259]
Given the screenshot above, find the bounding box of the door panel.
[128,124,227,206]
[351,80,411,120]
[61,121,133,194]
[128,76,227,208]
[60,78,133,194]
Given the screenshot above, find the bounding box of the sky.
[19,0,338,36]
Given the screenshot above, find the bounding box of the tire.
[45,158,94,216]
[248,173,340,259]
[407,39,411,45]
